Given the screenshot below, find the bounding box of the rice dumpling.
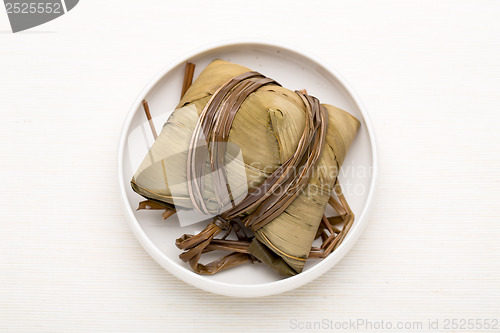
[131,60,360,276]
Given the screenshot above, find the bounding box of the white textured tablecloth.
[1,1,499,332]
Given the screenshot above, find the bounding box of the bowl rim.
[117,38,378,297]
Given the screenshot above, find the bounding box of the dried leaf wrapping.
[131,60,359,275]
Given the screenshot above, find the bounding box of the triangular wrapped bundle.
[131,60,359,275]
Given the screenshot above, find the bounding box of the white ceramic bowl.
[118,40,377,297]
